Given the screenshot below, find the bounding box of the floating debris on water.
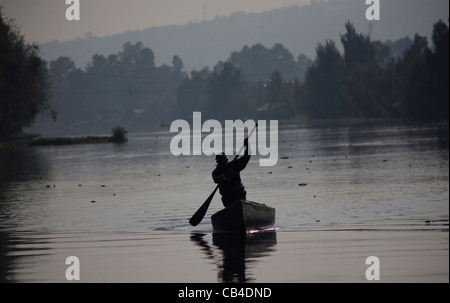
[281,156,289,159]
[298,183,307,186]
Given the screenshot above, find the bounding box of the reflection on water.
[191,231,277,283]
[0,231,12,283]
[0,120,448,282]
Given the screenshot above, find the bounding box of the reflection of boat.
[213,231,277,283]
[190,230,277,283]
[213,231,277,260]
[211,200,275,233]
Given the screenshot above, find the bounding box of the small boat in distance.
[211,200,275,233]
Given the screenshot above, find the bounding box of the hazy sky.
[0,0,313,43]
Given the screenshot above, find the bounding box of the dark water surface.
[1,120,448,282]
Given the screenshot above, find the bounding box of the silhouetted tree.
[268,71,283,107]
[342,63,397,118]
[49,56,83,123]
[43,18,448,128]
[0,9,52,140]
[296,54,313,78]
[299,40,350,118]
[340,21,376,72]
[48,41,186,127]
[340,23,396,117]
[228,43,310,83]
[401,34,432,119]
[428,20,449,121]
[176,68,211,119]
[206,62,254,120]
[399,20,449,121]
[267,71,295,119]
[172,55,184,73]
[110,125,128,143]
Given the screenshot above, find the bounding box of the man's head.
[215,153,228,166]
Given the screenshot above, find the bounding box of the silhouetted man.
[212,139,250,208]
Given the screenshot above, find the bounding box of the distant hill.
[39,0,448,71]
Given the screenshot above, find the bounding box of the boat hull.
[211,200,275,233]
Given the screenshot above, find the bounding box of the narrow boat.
[211,200,275,233]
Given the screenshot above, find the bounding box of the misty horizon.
[0,0,313,44]
[31,0,449,71]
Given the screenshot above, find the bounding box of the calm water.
[0,120,448,282]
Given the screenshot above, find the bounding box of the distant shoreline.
[29,136,113,146]
[1,135,126,149]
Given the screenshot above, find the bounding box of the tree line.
[296,20,448,121]
[178,19,448,122]
[1,7,448,141]
[48,41,185,127]
[42,40,315,127]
